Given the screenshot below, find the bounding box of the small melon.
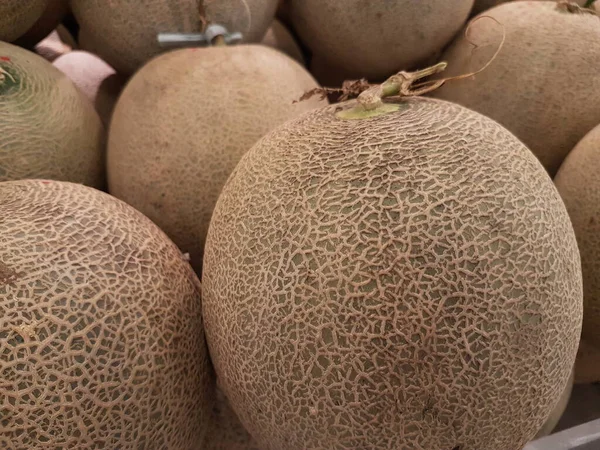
[432,1,600,176]
[107,45,326,273]
[34,26,75,62]
[0,0,47,42]
[14,0,70,48]
[70,0,279,74]
[0,179,213,449]
[288,0,474,80]
[533,368,575,439]
[53,51,126,126]
[202,96,583,450]
[555,122,600,348]
[0,42,105,187]
[261,19,304,65]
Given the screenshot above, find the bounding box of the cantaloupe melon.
[0,179,213,449]
[0,0,48,42]
[77,27,101,56]
[288,0,474,80]
[0,42,105,187]
[432,1,600,176]
[202,92,583,450]
[34,26,74,62]
[471,0,592,16]
[14,0,70,48]
[309,54,364,88]
[555,122,600,348]
[70,0,279,74]
[261,19,304,65]
[53,51,126,126]
[574,339,600,383]
[534,368,575,439]
[107,45,326,273]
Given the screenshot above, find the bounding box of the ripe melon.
[471,0,591,16]
[0,42,105,187]
[34,26,75,62]
[287,0,474,80]
[261,19,304,65]
[202,95,583,450]
[554,122,600,348]
[432,1,600,176]
[309,54,364,88]
[53,51,126,126]
[533,368,574,439]
[0,179,213,449]
[14,0,70,48]
[70,0,279,75]
[0,0,47,42]
[107,45,326,273]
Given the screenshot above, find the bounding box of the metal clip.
[157,24,243,48]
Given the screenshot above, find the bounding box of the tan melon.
[309,54,365,88]
[70,0,279,75]
[107,45,326,273]
[203,387,261,450]
[202,93,583,450]
[0,179,213,449]
[574,339,600,384]
[0,42,105,187]
[0,0,48,42]
[53,51,126,126]
[77,27,101,56]
[287,0,474,80]
[34,26,74,62]
[471,0,592,16]
[555,122,600,348]
[432,1,600,176]
[533,368,575,439]
[14,0,70,48]
[261,19,304,65]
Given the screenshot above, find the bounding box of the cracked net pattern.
[0,0,47,42]
[70,0,278,75]
[0,180,213,449]
[0,41,105,188]
[202,98,583,450]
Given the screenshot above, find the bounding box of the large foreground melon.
[0,179,213,449]
[555,122,600,348]
[432,1,600,176]
[0,0,47,42]
[203,95,583,450]
[0,42,104,187]
[70,0,279,74]
[533,368,575,439]
[107,45,326,273]
[288,0,474,80]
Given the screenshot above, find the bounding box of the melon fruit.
[34,26,75,62]
[0,179,213,449]
[287,0,474,80]
[203,387,261,450]
[471,0,592,16]
[107,45,326,273]
[0,0,48,42]
[555,123,600,348]
[432,1,600,176]
[574,339,600,384]
[70,0,279,75]
[0,42,105,187]
[53,51,126,126]
[533,368,575,439]
[309,54,364,88]
[261,19,304,65]
[14,0,70,48]
[202,92,583,450]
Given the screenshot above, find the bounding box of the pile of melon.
[1,1,599,449]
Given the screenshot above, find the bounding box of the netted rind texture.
[203,386,262,450]
[70,0,278,75]
[533,368,574,439]
[107,45,326,273]
[202,97,583,450]
[288,0,474,80]
[432,1,600,176]
[555,123,600,348]
[0,42,105,188]
[0,0,47,42]
[0,179,213,449]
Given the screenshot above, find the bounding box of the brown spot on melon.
[70,0,279,75]
[14,0,70,48]
[203,97,583,450]
[0,179,213,449]
[261,19,304,65]
[107,45,326,273]
[555,122,600,348]
[288,0,474,80]
[53,50,126,126]
[432,1,600,176]
[0,0,47,42]
[0,42,105,187]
